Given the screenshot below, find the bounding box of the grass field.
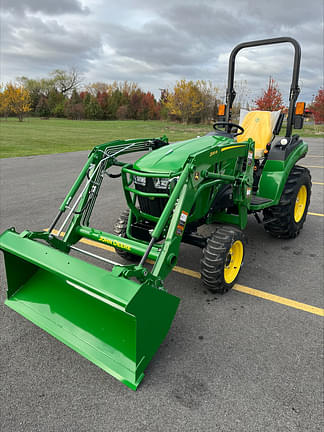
[0,118,212,158]
[0,117,323,158]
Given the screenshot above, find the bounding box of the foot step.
[250,195,272,205]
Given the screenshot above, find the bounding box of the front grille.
[135,178,169,217]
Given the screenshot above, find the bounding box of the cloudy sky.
[1,0,323,103]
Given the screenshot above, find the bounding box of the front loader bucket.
[0,230,179,390]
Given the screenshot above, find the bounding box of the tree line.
[0,69,220,123]
[0,69,323,123]
[0,74,162,122]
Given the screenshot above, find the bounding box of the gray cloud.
[2,0,89,15]
[104,22,206,67]
[1,14,101,80]
[1,0,322,102]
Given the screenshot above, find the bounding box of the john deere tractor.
[0,37,311,390]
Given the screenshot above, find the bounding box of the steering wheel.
[213,122,244,137]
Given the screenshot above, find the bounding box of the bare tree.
[51,68,82,95]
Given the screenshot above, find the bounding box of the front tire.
[200,225,245,294]
[263,166,311,239]
[113,210,139,262]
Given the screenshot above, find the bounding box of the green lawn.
[0,117,323,158]
[0,118,211,158]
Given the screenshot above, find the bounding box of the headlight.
[134,175,146,186]
[153,178,169,189]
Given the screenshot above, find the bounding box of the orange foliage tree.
[310,89,324,124]
[2,83,31,121]
[254,77,284,111]
[139,92,160,120]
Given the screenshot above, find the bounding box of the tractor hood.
[133,135,223,174]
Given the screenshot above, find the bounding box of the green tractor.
[0,37,311,390]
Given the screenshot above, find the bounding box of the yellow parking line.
[163,265,323,316]
[153,260,202,279]
[302,165,324,169]
[313,182,324,185]
[48,229,324,317]
[308,212,324,217]
[233,285,324,317]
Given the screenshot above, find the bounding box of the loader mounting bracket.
[14,229,71,253]
[112,264,164,289]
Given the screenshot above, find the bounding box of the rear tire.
[263,166,311,239]
[113,210,139,262]
[200,225,245,294]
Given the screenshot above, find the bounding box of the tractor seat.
[237,110,281,158]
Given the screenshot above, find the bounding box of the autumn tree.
[115,81,139,98]
[309,89,324,124]
[254,77,284,111]
[166,80,204,123]
[165,80,218,123]
[17,76,59,114]
[96,91,110,118]
[128,89,143,119]
[140,92,160,120]
[2,83,31,121]
[0,86,9,118]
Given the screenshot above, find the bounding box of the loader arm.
[51,137,169,245]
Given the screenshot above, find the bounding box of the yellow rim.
[294,185,307,223]
[224,240,244,284]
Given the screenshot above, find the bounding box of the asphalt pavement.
[0,137,323,432]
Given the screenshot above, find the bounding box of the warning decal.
[179,211,188,226]
[176,210,188,236]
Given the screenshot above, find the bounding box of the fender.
[256,139,308,206]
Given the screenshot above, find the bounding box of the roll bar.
[224,37,301,137]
